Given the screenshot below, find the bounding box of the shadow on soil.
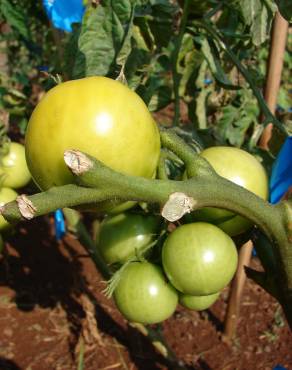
[0,358,21,370]
[0,217,210,370]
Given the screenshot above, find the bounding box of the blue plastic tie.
[204,78,213,85]
[42,0,85,32]
[273,366,287,370]
[270,137,292,204]
[54,209,66,240]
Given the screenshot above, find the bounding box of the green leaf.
[147,0,178,48]
[201,38,239,89]
[250,2,269,46]
[64,24,82,79]
[240,0,275,46]
[276,0,292,22]
[148,85,172,111]
[195,60,212,129]
[214,88,259,147]
[0,0,30,39]
[73,0,136,78]
[252,230,277,275]
[240,0,262,26]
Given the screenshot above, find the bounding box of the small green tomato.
[0,187,18,231]
[179,292,220,311]
[114,262,178,324]
[0,142,31,189]
[97,213,161,265]
[162,222,238,295]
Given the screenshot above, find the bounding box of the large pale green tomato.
[162,222,238,295]
[194,146,269,236]
[25,77,160,208]
[179,292,220,311]
[97,212,161,265]
[0,187,18,231]
[0,142,31,189]
[114,262,178,324]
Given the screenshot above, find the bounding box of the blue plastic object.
[54,209,66,240]
[269,137,292,204]
[42,0,85,32]
[273,366,287,370]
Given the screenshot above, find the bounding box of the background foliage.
[0,0,291,164]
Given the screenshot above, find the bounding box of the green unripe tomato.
[114,262,178,324]
[179,292,220,311]
[97,212,161,265]
[25,77,160,213]
[162,222,238,295]
[194,146,269,236]
[0,187,18,231]
[0,142,31,189]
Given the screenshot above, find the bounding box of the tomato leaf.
[240,0,275,46]
[275,0,292,22]
[201,38,240,90]
[0,0,30,39]
[73,0,136,78]
[147,0,179,48]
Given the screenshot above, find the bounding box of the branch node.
[16,195,37,220]
[64,150,93,175]
[162,192,196,222]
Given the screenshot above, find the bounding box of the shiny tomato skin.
[114,262,178,324]
[0,142,31,189]
[195,146,269,236]
[162,222,238,295]
[0,187,18,231]
[25,76,160,194]
[179,291,220,311]
[97,213,161,265]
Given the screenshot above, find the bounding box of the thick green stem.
[0,185,111,224]
[1,129,292,328]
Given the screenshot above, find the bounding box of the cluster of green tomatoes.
[23,76,268,324]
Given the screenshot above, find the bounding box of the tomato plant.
[193,146,269,236]
[178,0,211,15]
[25,76,160,211]
[97,212,161,265]
[114,262,178,324]
[0,142,31,189]
[179,291,220,311]
[0,187,18,231]
[162,222,238,295]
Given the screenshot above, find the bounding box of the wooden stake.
[224,11,288,340]
[223,240,253,340]
[259,12,289,149]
